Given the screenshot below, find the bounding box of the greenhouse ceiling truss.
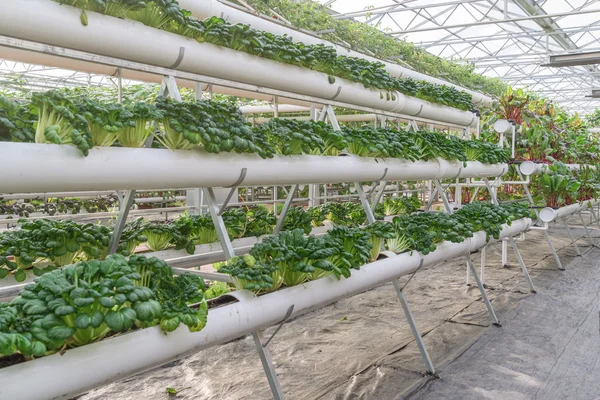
[324,0,600,114]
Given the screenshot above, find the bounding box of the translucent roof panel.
[321,0,600,114]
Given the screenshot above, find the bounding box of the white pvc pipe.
[0,0,476,127]
[0,218,531,400]
[179,0,493,108]
[519,161,595,176]
[540,199,600,222]
[239,105,310,114]
[0,143,507,193]
[588,127,600,134]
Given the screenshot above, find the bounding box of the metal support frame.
[107,75,181,255]
[217,168,247,215]
[578,213,597,248]
[466,256,500,326]
[354,182,376,224]
[203,187,235,260]
[516,168,564,270]
[392,278,436,375]
[370,180,388,211]
[252,330,284,400]
[274,184,299,234]
[433,179,453,213]
[508,237,536,293]
[563,222,582,256]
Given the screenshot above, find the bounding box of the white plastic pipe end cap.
[539,207,557,223]
[493,119,513,134]
[520,161,536,176]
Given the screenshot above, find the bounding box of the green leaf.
[47,325,75,341]
[14,269,26,283]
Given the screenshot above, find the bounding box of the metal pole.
[466,256,500,326]
[508,237,536,293]
[501,240,508,267]
[392,279,436,374]
[355,182,376,224]
[252,331,284,400]
[578,213,597,247]
[480,246,486,285]
[203,187,235,260]
[434,179,453,214]
[107,190,136,254]
[544,231,564,270]
[274,185,299,234]
[564,222,582,256]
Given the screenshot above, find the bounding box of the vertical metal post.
[309,103,317,121]
[273,96,279,118]
[274,185,299,235]
[355,182,376,224]
[564,222,582,256]
[466,256,500,325]
[508,237,536,293]
[370,180,387,211]
[252,331,284,400]
[203,187,235,260]
[273,186,278,217]
[511,125,516,159]
[195,82,203,100]
[392,279,436,374]
[117,68,123,104]
[480,246,486,285]
[501,240,508,267]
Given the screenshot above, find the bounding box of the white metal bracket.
[274,184,299,234]
[466,255,500,326]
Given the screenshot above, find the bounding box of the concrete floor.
[409,230,600,400]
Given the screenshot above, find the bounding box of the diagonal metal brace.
[217,168,247,215]
[261,305,295,348]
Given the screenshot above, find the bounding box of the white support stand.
[508,237,536,293]
[578,213,598,248]
[466,256,500,326]
[354,182,376,224]
[392,278,436,375]
[564,222,582,256]
[252,330,284,400]
[274,184,299,235]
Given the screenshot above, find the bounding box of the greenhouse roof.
[320,0,600,114]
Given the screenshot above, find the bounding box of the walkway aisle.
[410,247,600,400]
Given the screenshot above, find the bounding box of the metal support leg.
[392,279,436,374]
[508,237,536,293]
[544,231,564,270]
[274,185,299,234]
[466,256,500,326]
[107,190,136,254]
[252,331,284,400]
[434,179,453,214]
[480,246,486,285]
[578,213,597,247]
[370,180,387,211]
[501,240,508,267]
[564,222,582,256]
[483,177,498,205]
[203,187,235,259]
[355,182,376,224]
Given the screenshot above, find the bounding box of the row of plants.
[0,201,532,364]
[53,0,473,110]
[0,254,208,361]
[0,197,423,282]
[0,92,508,164]
[483,88,600,208]
[218,202,534,293]
[236,0,506,97]
[0,191,184,219]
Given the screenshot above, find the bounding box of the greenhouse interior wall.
[1,0,600,399]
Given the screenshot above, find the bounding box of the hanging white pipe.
[0,218,530,400]
[538,199,600,223]
[239,104,311,114]
[519,161,595,176]
[179,0,493,108]
[0,143,507,193]
[0,0,477,127]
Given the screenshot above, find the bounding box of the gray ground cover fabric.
[79,223,598,400]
